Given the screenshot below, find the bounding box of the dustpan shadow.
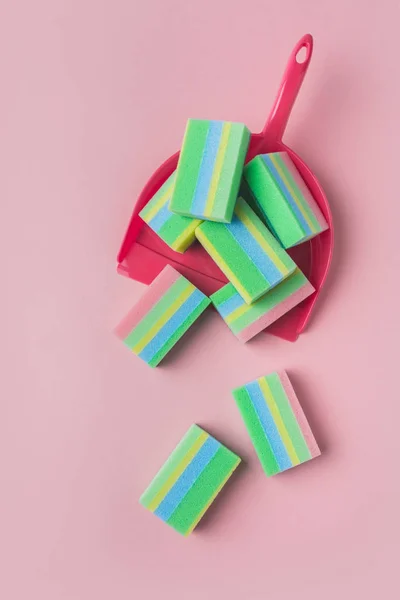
[287,61,362,325]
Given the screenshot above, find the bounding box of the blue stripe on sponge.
[262,155,312,236]
[138,289,206,363]
[148,201,172,232]
[217,293,245,318]
[154,436,220,521]
[245,381,292,471]
[191,121,224,217]
[228,213,283,286]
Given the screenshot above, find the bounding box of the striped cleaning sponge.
[233,371,320,476]
[244,152,328,248]
[195,197,296,304]
[114,265,210,367]
[139,172,202,253]
[211,268,315,342]
[140,424,241,535]
[169,119,250,223]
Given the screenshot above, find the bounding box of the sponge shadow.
[286,369,331,456]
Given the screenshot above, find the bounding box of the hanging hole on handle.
[296,45,308,64]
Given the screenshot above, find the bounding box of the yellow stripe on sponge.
[235,202,289,275]
[258,377,300,465]
[171,223,198,252]
[147,431,209,512]
[203,122,232,218]
[269,155,315,231]
[133,282,195,354]
[141,179,175,222]
[195,228,250,302]
[226,302,248,325]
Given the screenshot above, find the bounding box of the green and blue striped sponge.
[244,152,328,248]
[139,172,202,253]
[140,424,241,535]
[211,268,315,342]
[233,371,320,476]
[114,265,210,367]
[170,119,250,223]
[196,197,297,304]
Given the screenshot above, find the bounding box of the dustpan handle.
[263,34,313,143]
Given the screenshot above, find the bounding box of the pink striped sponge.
[211,268,314,342]
[233,371,320,476]
[115,265,210,367]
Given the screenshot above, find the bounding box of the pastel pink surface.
[280,152,329,231]
[237,281,315,342]
[278,370,321,458]
[114,265,179,339]
[3,2,400,600]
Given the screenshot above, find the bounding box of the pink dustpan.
[117,34,334,342]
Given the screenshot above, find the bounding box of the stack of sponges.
[120,117,329,366]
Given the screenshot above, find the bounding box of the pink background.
[2,1,400,598]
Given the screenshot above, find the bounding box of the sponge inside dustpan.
[195,197,297,304]
[139,172,202,253]
[244,152,328,248]
[211,268,315,342]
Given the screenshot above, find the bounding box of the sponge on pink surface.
[115,265,210,367]
[233,371,320,476]
[139,424,241,535]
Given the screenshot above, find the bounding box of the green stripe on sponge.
[139,425,204,509]
[148,295,211,367]
[171,119,210,216]
[231,270,306,331]
[244,152,328,248]
[139,424,241,535]
[196,198,296,304]
[211,122,250,221]
[196,220,272,304]
[265,373,311,462]
[124,276,191,349]
[235,197,295,271]
[157,214,198,252]
[233,386,280,475]
[274,154,320,230]
[115,266,211,367]
[211,268,315,342]
[233,372,320,476]
[169,119,250,222]
[167,445,240,536]
[139,172,202,253]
